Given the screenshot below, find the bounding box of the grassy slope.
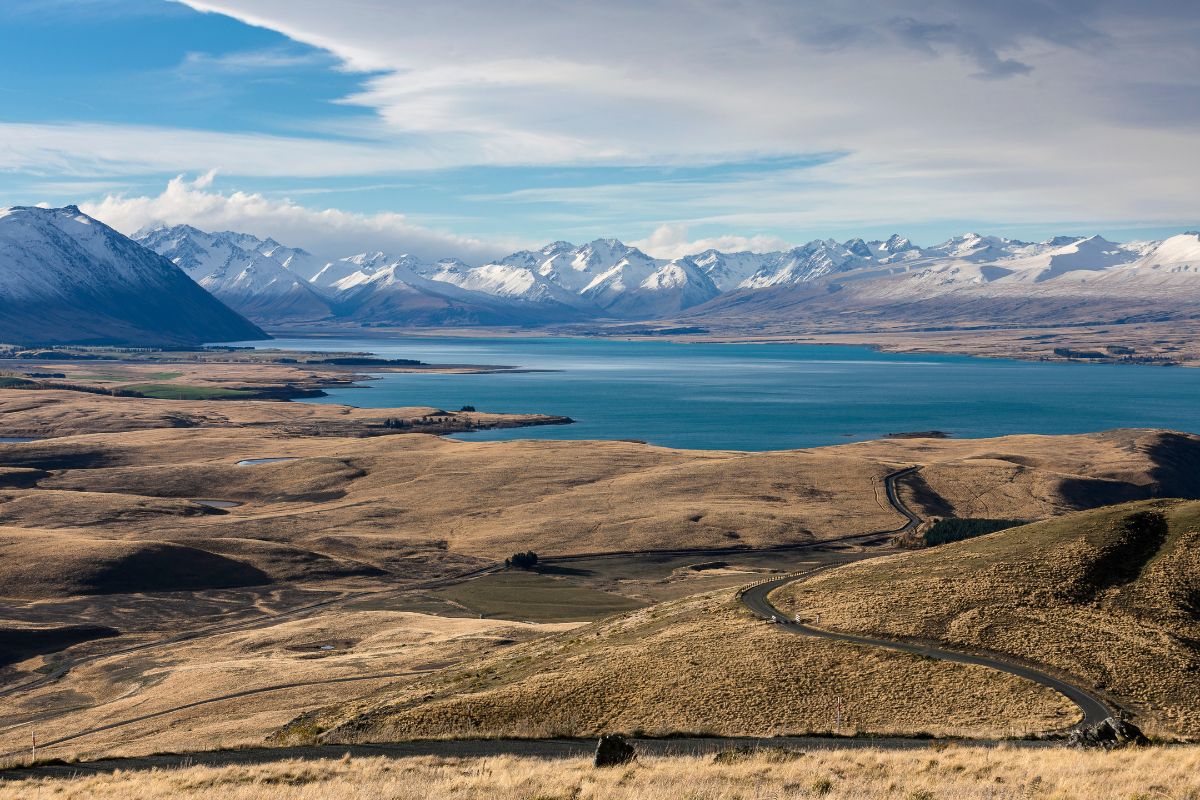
[773,499,1200,738]
[279,588,1076,744]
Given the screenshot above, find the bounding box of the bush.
[460,405,477,412]
[924,518,1029,546]
[505,551,539,570]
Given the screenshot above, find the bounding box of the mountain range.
[0,207,264,346]
[134,223,1200,330]
[2,206,1197,347]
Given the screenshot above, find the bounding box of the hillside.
[0,207,265,346]
[772,500,1200,737]
[277,586,1076,744]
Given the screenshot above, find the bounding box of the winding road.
[739,467,1113,730]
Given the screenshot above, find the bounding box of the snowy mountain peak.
[135,223,331,322]
[881,234,916,253]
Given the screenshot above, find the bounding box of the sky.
[1,0,1197,262]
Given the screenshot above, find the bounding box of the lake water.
[242,336,1200,451]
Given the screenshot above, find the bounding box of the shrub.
[506,551,539,570]
[924,518,1029,546]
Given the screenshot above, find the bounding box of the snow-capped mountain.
[687,231,1200,329]
[0,206,264,345]
[413,238,721,318]
[325,252,589,325]
[136,225,331,322]
[69,218,1200,331]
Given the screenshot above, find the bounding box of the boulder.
[1067,716,1149,749]
[594,733,636,767]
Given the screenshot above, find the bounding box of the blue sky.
[1,0,1197,261]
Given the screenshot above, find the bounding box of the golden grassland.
[3,423,1193,585]
[773,500,1200,739]
[280,588,1076,745]
[0,611,577,760]
[3,388,1199,767]
[5,746,1200,800]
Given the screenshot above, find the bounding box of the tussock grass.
[3,746,1199,799]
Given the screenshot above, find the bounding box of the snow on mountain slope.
[0,206,264,345]
[311,252,425,288]
[742,240,861,288]
[136,225,331,322]
[425,260,589,309]
[80,220,1200,330]
[687,228,1200,330]
[601,257,721,317]
[994,235,1144,283]
[1084,233,1200,291]
[327,254,588,325]
[691,250,769,291]
[417,238,719,317]
[922,232,1037,261]
[1137,232,1200,268]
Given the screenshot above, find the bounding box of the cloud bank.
[82,174,517,263]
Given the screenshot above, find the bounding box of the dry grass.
[2,425,1190,587]
[4,746,1199,799]
[284,589,1076,744]
[0,611,576,760]
[773,500,1200,739]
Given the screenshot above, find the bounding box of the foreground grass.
[5,746,1198,799]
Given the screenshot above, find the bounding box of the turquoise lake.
[245,336,1200,451]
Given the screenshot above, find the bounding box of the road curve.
[740,468,1113,731]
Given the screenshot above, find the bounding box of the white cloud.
[633,224,791,260]
[162,0,1200,235]
[79,174,519,263]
